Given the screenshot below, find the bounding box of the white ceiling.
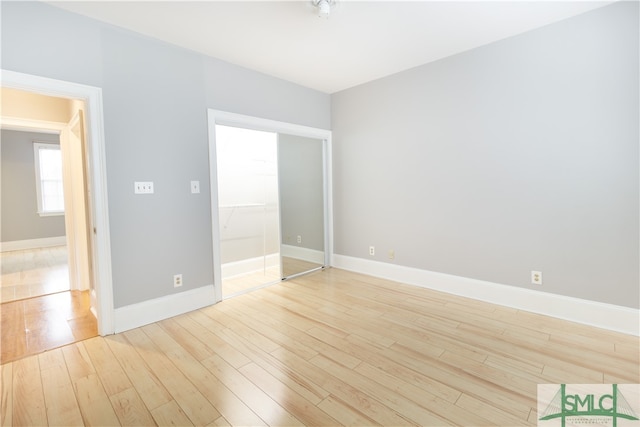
[47,1,612,94]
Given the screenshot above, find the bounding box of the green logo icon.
[539,384,639,427]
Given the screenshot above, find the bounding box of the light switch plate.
[191,181,200,194]
[134,181,154,194]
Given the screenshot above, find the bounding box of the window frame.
[33,141,65,216]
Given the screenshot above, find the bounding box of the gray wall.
[278,134,325,252]
[1,1,330,308]
[332,1,639,308]
[1,130,66,242]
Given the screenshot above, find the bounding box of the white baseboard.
[0,236,66,252]
[281,244,325,264]
[332,255,639,336]
[114,284,215,333]
[222,253,280,279]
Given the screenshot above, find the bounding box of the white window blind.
[34,142,64,215]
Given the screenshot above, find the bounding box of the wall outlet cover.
[531,270,543,285]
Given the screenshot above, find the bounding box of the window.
[34,142,64,216]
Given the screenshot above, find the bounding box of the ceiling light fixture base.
[313,0,336,19]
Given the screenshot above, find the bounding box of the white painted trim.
[2,69,114,335]
[281,244,325,264]
[90,289,98,318]
[113,285,216,333]
[324,134,333,267]
[33,142,64,216]
[208,110,330,140]
[207,109,332,304]
[0,116,65,133]
[332,255,640,336]
[222,253,280,279]
[207,115,224,304]
[0,236,66,252]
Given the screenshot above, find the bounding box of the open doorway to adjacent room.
[0,87,97,363]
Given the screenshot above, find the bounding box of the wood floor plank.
[109,387,156,426]
[455,392,534,426]
[195,318,331,406]
[83,336,132,397]
[484,353,544,375]
[354,343,462,404]
[233,297,363,369]
[62,342,96,381]
[0,301,26,364]
[317,395,380,427]
[270,345,403,426]
[158,317,216,361]
[237,361,339,426]
[353,361,490,426]
[39,348,83,426]
[140,324,263,427]
[200,305,281,354]
[311,354,448,426]
[614,341,640,362]
[208,415,231,426]
[12,356,47,426]
[0,363,12,427]
[104,334,173,411]
[124,327,221,426]
[181,311,252,369]
[219,304,320,360]
[73,373,121,426]
[202,354,304,426]
[150,400,192,427]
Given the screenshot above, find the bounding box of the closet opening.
[207,110,332,302]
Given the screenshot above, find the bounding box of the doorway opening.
[208,110,332,302]
[1,69,114,343]
[1,126,71,303]
[0,89,96,363]
[215,125,281,297]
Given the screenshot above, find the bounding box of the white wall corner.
[331,254,640,336]
[113,284,216,333]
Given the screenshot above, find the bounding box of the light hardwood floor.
[222,257,322,297]
[0,290,98,364]
[1,268,638,426]
[222,265,280,297]
[1,246,70,304]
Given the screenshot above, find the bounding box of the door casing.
[2,69,115,335]
[207,109,333,303]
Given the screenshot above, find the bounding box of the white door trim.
[1,69,115,335]
[207,109,333,303]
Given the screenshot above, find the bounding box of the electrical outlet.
[297,235,302,244]
[369,246,375,256]
[388,249,395,260]
[174,274,183,288]
[531,271,542,285]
